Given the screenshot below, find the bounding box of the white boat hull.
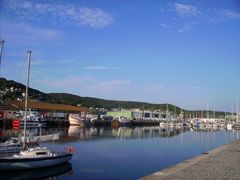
[0,153,72,170]
[69,115,92,126]
[69,117,84,125]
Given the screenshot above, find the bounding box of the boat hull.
[69,117,92,127]
[0,153,72,170]
[20,121,47,128]
[69,117,84,126]
[0,162,72,180]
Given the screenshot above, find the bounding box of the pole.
[0,40,5,127]
[0,40,5,75]
[0,40,4,68]
[23,50,31,149]
[237,102,239,124]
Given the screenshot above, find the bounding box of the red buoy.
[69,146,74,154]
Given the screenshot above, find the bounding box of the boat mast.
[23,50,31,149]
[237,102,239,124]
[0,40,5,75]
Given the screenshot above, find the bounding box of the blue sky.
[0,0,240,111]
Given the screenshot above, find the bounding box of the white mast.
[23,50,31,149]
[0,40,5,74]
[237,102,239,124]
[207,104,209,119]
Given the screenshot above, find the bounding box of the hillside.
[48,93,180,112]
[0,77,178,111]
[0,77,227,117]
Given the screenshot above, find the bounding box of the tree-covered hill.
[0,77,227,117]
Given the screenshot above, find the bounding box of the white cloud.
[172,3,240,33]
[173,2,240,23]
[178,22,197,33]
[158,23,171,28]
[36,76,132,99]
[174,3,200,17]
[206,9,240,23]
[6,1,114,28]
[84,66,118,70]
[2,21,63,43]
[221,9,240,19]
[77,7,114,28]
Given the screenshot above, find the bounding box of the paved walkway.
[141,139,240,180]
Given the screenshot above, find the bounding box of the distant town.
[1,77,239,131]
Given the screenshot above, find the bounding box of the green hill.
[0,77,227,117]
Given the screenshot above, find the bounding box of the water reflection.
[67,126,189,140]
[1,126,239,180]
[0,162,73,180]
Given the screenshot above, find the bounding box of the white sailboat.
[0,40,22,156]
[234,102,240,130]
[0,50,73,170]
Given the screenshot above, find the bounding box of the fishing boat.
[118,116,132,126]
[13,111,48,129]
[21,110,48,127]
[0,50,73,170]
[68,113,92,127]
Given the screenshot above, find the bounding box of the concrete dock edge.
[141,139,240,180]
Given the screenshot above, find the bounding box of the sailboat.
[0,40,22,156]
[234,102,240,130]
[0,50,73,170]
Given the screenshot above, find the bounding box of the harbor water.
[0,126,239,179]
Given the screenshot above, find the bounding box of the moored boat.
[68,113,92,127]
[12,111,48,129]
[227,123,233,130]
[0,146,72,170]
[0,162,72,179]
[0,50,73,171]
[0,137,22,157]
[118,116,132,126]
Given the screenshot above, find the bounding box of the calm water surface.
[0,126,239,180]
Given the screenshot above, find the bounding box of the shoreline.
[141,138,240,179]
